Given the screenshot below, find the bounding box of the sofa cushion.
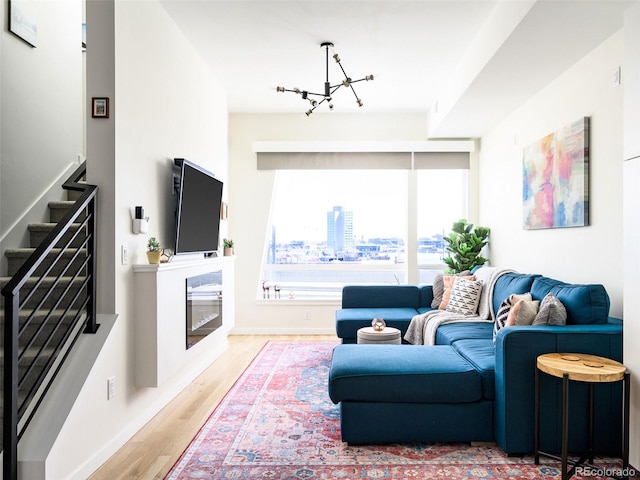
[492,273,540,319]
[329,344,483,404]
[507,299,539,326]
[530,276,609,324]
[419,285,434,309]
[493,292,532,343]
[435,322,494,345]
[431,271,472,308]
[417,306,437,315]
[450,339,496,400]
[431,274,445,308]
[532,292,567,326]
[446,277,483,316]
[439,274,476,309]
[341,285,420,309]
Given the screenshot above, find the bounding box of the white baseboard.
[228,327,336,336]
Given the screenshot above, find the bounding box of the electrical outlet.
[304,310,311,321]
[121,245,128,265]
[107,376,116,400]
[613,66,621,86]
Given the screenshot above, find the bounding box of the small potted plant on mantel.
[223,238,234,256]
[146,237,162,264]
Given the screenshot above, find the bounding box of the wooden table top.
[537,352,626,383]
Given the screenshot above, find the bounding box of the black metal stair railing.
[1,162,99,480]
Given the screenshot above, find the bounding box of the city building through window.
[260,168,467,300]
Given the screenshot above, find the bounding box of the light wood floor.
[88,335,336,480]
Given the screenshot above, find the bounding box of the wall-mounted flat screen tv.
[174,158,223,256]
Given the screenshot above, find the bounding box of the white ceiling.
[159,0,632,137]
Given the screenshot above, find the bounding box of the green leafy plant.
[147,237,161,252]
[223,238,234,249]
[443,219,490,273]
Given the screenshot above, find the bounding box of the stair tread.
[5,247,87,256]
[48,200,76,206]
[1,276,86,285]
[1,307,83,319]
[28,223,82,231]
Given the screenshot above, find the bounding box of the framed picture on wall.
[522,117,590,229]
[9,0,38,47]
[91,98,110,118]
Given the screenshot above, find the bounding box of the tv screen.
[174,159,223,255]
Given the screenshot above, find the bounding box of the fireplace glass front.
[186,270,223,349]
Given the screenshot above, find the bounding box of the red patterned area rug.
[166,341,632,479]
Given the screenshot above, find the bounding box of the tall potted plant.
[443,219,490,273]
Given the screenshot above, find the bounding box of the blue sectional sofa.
[328,272,624,456]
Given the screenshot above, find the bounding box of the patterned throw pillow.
[431,274,445,308]
[439,274,475,310]
[533,293,567,326]
[446,277,483,316]
[431,270,471,308]
[493,298,511,343]
[506,299,540,326]
[493,292,533,344]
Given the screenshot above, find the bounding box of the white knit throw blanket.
[404,267,515,345]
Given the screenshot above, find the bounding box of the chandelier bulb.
[329,103,334,110]
[293,87,301,94]
[366,75,374,81]
[310,100,318,107]
[276,86,285,92]
[357,99,363,107]
[342,80,350,87]
[305,109,313,117]
[333,53,341,63]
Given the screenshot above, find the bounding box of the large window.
[268,170,407,262]
[417,169,468,284]
[260,167,467,300]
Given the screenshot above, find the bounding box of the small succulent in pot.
[223,238,234,256]
[147,237,161,252]
[146,237,162,264]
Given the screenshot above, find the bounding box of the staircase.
[1,162,98,479]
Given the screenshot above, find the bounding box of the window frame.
[254,141,475,301]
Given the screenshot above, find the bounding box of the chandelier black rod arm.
[336,60,350,80]
[324,42,332,84]
[347,83,360,101]
[278,88,326,98]
[327,79,367,89]
[345,77,370,85]
[303,91,329,98]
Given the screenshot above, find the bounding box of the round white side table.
[357,326,401,345]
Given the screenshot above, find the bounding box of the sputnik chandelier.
[277,42,374,116]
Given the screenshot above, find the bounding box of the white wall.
[0,0,83,270]
[622,0,640,468]
[44,1,230,478]
[227,113,480,334]
[478,30,624,318]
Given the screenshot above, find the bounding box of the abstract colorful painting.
[523,117,589,229]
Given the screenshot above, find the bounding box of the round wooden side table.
[534,352,630,480]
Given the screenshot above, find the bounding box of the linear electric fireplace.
[186,270,223,349]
